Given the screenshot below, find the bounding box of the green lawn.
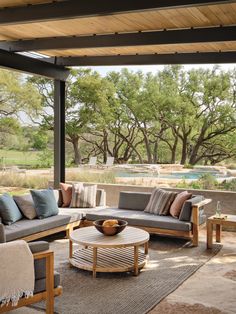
[0,149,40,167]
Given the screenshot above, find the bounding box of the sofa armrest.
[28,241,49,253]
[0,222,6,243]
[191,198,212,247]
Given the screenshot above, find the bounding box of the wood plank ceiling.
[0,0,236,65]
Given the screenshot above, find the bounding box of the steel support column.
[54,80,65,187]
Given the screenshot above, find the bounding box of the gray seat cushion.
[34,271,60,294]
[86,208,192,231]
[4,215,71,241]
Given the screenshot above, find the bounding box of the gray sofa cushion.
[86,208,192,231]
[28,241,49,254]
[34,271,60,294]
[179,195,204,221]
[4,215,71,241]
[118,192,151,211]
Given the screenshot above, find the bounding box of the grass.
[0,149,39,167]
[0,170,116,194]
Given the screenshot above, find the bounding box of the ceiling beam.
[1,26,236,52]
[43,52,236,66]
[0,0,235,25]
[0,49,69,81]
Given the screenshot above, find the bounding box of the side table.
[207,215,236,249]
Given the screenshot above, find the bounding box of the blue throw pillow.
[0,193,23,225]
[30,189,59,219]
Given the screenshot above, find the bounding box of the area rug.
[33,235,221,314]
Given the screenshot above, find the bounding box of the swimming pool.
[115,170,229,180]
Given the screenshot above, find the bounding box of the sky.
[82,64,236,76]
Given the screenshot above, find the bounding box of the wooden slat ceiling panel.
[0,0,56,8]
[40,41,236,57]
[0,4,236,42]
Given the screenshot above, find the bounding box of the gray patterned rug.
[32,235,221,314]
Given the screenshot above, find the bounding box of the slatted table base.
[70,247,147,277]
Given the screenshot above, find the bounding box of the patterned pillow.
[159,192,178,216]
[144,188,176,215]
[70,183,97,208]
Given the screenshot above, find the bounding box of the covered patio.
[0,1,236,314]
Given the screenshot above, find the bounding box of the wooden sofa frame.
[83,199,212,247]
[20,220,81,243]
[0,249,62,314]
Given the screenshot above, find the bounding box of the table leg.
[134,245,139,276]
[144,241,149,255]
[216,224,222,243]
[69,239,73,259]
[207,221,213,249]
[93,247,97,278]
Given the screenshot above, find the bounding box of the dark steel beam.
[0,0,235,25]
[1,26,236,52]
[44,52,236,66]
[0,49,69,81]
[54,80,65,187]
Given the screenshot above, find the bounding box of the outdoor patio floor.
[10,229,236,314]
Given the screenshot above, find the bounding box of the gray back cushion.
[30,189,59,219]
[179,195,204,222]
[0,193,23,225]
[118,192,151,211]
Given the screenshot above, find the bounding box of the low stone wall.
[96,183,236,218]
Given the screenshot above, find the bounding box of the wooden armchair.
[0,224,62,314]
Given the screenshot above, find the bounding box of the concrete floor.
[9,229,236,314]
[150,230,236,314]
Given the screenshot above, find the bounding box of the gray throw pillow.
[30,189,59,219]
[0,193,23,225]
[13,194,37,220]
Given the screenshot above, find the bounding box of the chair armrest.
[28,241,49,253]
[33,250,55,312]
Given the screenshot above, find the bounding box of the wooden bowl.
[93,219,128,236]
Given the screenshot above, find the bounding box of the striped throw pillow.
[144,189,177,215]
[70,183,97,208]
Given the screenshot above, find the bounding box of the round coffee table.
[69,226,150,278]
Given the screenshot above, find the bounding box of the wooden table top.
[70,226,150,248]
[208,214,236,224]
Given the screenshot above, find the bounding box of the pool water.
[116,171,229,180]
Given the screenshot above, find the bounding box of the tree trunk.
[170,136,178,164]
[103,129,108,163]
[142,131,153,163]
[180,135,188,165]
[72,139,81,165]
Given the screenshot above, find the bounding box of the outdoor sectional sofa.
[1,188,106,243]
[84,191,212,246]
